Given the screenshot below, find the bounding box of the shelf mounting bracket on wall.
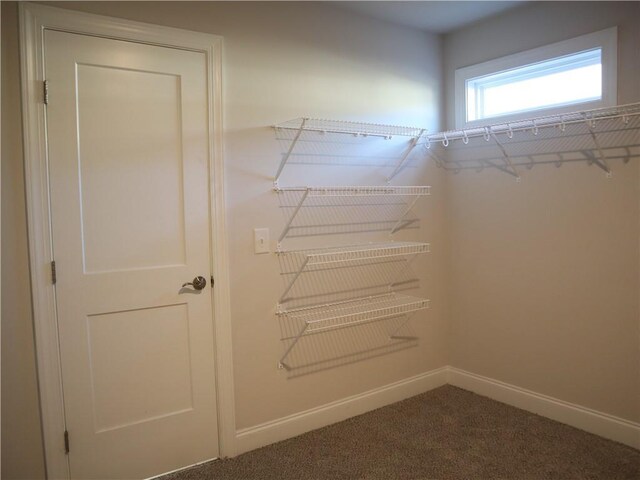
[277,188,309,249]
[488,128,521,181]
[386,129,426,182]
[389,196,421,234]
[274,118,307,187]
[388,311,419,341]
[582,114,612,177]
[425,147,445,169]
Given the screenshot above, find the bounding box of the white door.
[45,29,219,479]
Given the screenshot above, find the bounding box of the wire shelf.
[277,185,431,197]
[276,186,430,246]
[275,117,426,138]
[422,102,640,179]
[277,242,430,307]
[273,118,427,183]
[425,102,640,145]
[277,293,429,369]
[278,241,430,264]
[281,293,429,326]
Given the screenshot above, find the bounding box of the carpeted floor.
[162,385,640,479]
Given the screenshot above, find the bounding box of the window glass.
[466,49,602,122]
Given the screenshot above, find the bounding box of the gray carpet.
[162,385,640,479]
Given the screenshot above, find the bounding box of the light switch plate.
[254,228,270,254]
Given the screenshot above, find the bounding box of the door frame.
[19,3,236,478]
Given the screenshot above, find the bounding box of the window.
[455,28,617,128]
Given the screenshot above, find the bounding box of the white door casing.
[19,4,236,479]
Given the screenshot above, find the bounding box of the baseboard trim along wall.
[447,367,640,450]
[235,365,639,456]
[235,366,449,455]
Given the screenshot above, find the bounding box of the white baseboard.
[448,367,640,450]
[234,365,639,457]
[235,366,449,455]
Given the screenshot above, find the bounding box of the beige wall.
[1,2,446,477]
[6,2,638,478]
[444,1,640,422]
[1,2,47,478]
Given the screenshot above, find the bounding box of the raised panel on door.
[76,63,187,274]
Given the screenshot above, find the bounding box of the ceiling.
[334,1,527,34]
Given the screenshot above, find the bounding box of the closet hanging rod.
[422,102,640,147]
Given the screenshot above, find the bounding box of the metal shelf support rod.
[425,147,445,169]
[278,323,309,370]
[386,129,426,182]
[583,116,611,175]
[490,130,520,180]
[279,256,309,304]
[389,311,419,340]
[388,254,419,291]
[390,195,421,235]
[274,118,307,184]
[278,188,309,245]
[480,158,520,178]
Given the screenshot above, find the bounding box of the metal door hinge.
[51,261,57,285]
[43,80,49,105]
[64,430,69,454]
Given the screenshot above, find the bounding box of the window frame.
[454,27,618,129]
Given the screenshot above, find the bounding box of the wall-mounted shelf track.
[273,118,427,184]
[276,186,430,247]
[277,293,430,370]
[421,102,640,179]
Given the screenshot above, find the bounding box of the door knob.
[182,276,207,290]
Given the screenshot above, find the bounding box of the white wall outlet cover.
[254,228,270,254]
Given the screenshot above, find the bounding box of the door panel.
[45,30,218,479]
[76,64,187,273]
[87,304,194,433]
